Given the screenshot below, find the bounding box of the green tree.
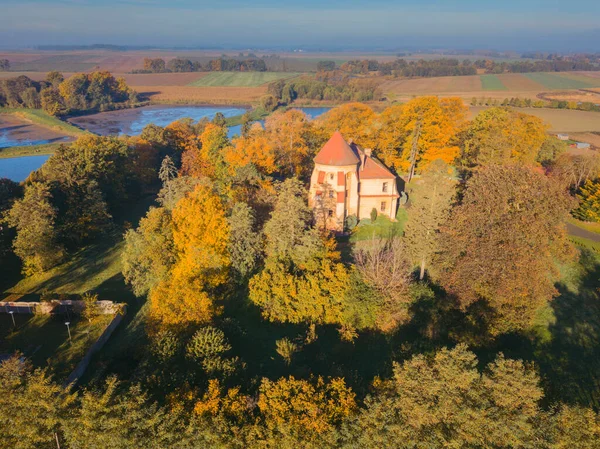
[62,377,183,449]
[436,164,574,335]
[40,87,64,116]
[122,207,176,297]
[537,136,567,167]
[0,356,75,449]
[81,292,100,323]
[263,178,316,263]
[573,179,600,222]
[404,159,456,280]
[354,345,543,449]
[6,182,64,275]
[228,202,262,279]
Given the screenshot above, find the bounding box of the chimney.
[364,148,372,157]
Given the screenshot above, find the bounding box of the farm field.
[523,73,600,89]
[470,106,600,132]
[480,74,507,90]
[187,71,301,87]
[133,85,266,103]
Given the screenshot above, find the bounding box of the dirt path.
[567,222,600,242]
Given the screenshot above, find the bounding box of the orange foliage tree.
[149,184,230,327]
[377,96,466,178]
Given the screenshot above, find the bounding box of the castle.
[309,131,400,230]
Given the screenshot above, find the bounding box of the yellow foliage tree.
[377,96,464,178]
[461,107,549,167]
[316,102,378,150]
[258,376,356,435]
[194,379,249,421]
[264,109,313,178]
[149,184,230,327]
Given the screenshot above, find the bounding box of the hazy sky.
[1,0,599,51]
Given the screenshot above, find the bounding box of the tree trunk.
[419,256,426,280]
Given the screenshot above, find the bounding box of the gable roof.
[314,131,360,166]
[357,148,397,179]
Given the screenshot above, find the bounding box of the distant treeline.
[266,72,380,105]
[0,59,9,71]
[133,57,267,73]
[521,52,600,64]
[471,96,600,112]
[317,58,600,77]
[0,72,137,115]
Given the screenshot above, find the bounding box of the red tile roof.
[314,131,360,166]
[351,144,396,179]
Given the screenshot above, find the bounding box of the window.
[380,201,386,212]
[328,210,334,217]
[329,190,334,198]
[382,182,388,193]
[329,173,334,180]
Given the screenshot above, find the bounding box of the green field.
[480,74,508,90]
[188,71,301,87]
[523,73,599,89]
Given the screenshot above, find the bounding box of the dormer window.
[329,173,334,181]
[382,182,388,193]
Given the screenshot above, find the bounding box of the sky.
[1,0,599,52]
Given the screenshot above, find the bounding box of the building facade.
[309,131,400,230]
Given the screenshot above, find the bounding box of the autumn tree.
[0,178,21,260]
[317,102,378,150]
[40,87,64,116]
[354,345,543,448]
[149,184,230,327]
[550,153,600,190]
[377,96,465,180]
[537,136,567,167]
[6,182,64,275]
[265,109,314,178]
[224,129,277,176]
[436,164,574,335]
[258,376,356,437]
[461,107,548,168]
[404,159,456,280]
[352,238,413,330]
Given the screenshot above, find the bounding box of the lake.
[0,105,332,182]
[69,105,248,136]
[0,155,50,182]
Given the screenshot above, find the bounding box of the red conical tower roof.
[314,131,360,166]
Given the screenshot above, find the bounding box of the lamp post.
[8,310,16,328]
[65,321,72,342]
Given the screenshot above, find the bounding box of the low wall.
[0,300,123,315]
[63,312,124,388]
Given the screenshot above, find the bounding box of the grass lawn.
[0,313,113,380]
[3,195,156,300]
[0,107,87,137]
[188,72,300,87]
[567,217,600,235]
[0,142,65,159]
[350,210,408,242]
[480,75,508,91]
[523,73,597,90]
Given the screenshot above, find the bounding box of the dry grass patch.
[498,74,545,91]
[135,85,266,104]
[470,106,600,132]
